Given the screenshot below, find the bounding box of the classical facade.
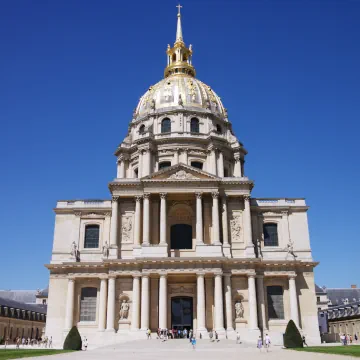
[45,6,320,348]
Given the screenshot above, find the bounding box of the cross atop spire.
[176,4,182,15]
[175,4,183,43]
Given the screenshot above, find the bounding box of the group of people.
[153,328,194,341]
[340,333,358,345]
[4,336,52,349]
[257,334,271,352]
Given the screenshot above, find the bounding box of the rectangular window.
[263,223,278,246]
[84,225,100,248]
[80,288,97,322]
[267,286,284,320]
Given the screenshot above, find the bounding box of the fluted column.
[64,278,75,330]
[222,195,229,246]
[218,151,224,177]
[248,274,258,330]
[142,193,150,246]
[138,151,143,178]
[195,192,203,244]
[131,275,141,330]
[211,149,217,175]
[256,275,267,331]
[212,192,221,245]
[224,274,234,331]
[134,196,142,246]
[160,193,167,245]
[159,273,167,329]
[196,272,206,332]
[106,276,116,332]
[289,275,300,328]
[140,275,150,330]
[214,273,225,331]
[98,278,107,331]
[243,195,255,257]
[110,196,119,247]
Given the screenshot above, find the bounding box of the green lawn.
[293,345,360,357]
[0,349,73,360]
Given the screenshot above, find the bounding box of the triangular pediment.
[142,163,219,181]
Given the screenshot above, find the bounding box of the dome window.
[190,118,200,133]
[216,124,222,134]
[191,161,203,170]
[139,124,145,134]
[159,161,171,170]
[161,118,171,133]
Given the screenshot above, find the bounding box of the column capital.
[288,273,297,280]
[213,270,223,277]
[112,195,119,202]
[159,271,168,278]
[195,192,203,199]
[132,272,141,279]
[223,272,232,278]
[135,195,143,202]
[243,195,251,201]
[212,191,220,199]
[247,274,256,279]
[196,271,206,277]
[67,276,76,282]
[160,193,167,200]
[143,193,151,200]
[281,210,289,216]
[141,273,150,278]
[99,275,108,280]
[256,274,264,279]
[108,273,117,280]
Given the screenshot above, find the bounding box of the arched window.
[267,286,284,320]
[84,224,100,248]
[161,118,171,133]
[216,124,222,133]
[191,161,203,170]
[80,287,97,322]
[139,124,145,134]
[190,118,199,133]
[263,223,278,247]
[159,161,171,170]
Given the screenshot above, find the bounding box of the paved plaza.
[11,339,355,360]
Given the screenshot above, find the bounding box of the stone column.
[134,196,142,246]
[224,274,234,331]
[256,275,267,331]
[131,275,141,330]
[233,154,241,177]
[211,149,217,175]
[196,272,206,332]
[106,276,116,332]
[110,196,119,247]
[289,275,300,328]
[160,193,167,245]
[218,150,224,177]
[183,149,188,165]
[158,273,167,329]
[98,277,107,331]
[243,195,255,257]
[214,273,225,332]
[64,278,75,330]
[173,149,179,165]
[140,275,150,330]
[118,158,125,178]
[248,274,258,330]
[142,193,150,245]
[212,192,221,245]
[222,195,230,256]
[195,192,203,244]
[138,150,143,178]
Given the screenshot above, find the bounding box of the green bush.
[284,320,303,348]
[0,337,3,345]
[63,326,82,350]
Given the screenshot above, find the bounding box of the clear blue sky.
[1,0,359,290]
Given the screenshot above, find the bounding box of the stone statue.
[235,300,244,319]
[256,238,263,258]
[119,300,129,320]
[70,241,77,257]
[150,98,156,110]
[286,239,297,260]
[102,241,109,258]
[178,94,183,106]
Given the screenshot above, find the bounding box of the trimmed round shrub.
[283,320,303,348]
[63,326,82,350]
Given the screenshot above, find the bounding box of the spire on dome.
[175,4,183,43]
[164,5,196,78]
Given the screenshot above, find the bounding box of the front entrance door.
[171,296,193,332]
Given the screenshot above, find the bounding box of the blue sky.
[1,0,359,290]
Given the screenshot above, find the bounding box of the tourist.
[236,332,240,344]
[215,331,219,342]
[147,328,152,339]
[302,335,308,347]
[49,336,52,348]
[191,337,196,350]
[257,336,263,351]
[189,329,193,341]
[183,328,188,339]
[177,329,181,338]
[355,333,358,342]
[16,337,20,349]
[264,333,271,352]
[4,337,9,349]
[22,337,25,347]
[346,334,350,345]
[83,337,88,351]
[340,334,346,345]
[350,335,353,344]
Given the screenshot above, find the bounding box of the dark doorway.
[171,296,193,333]
[170,224,192,249]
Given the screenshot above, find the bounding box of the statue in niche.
[178,94,183,106]
[119,300,129,320]
[150,98,156,110]
[230,216,241,241]
[121,217,133,242]
[70,241,77,257]
[286,239,297,260]
[102,241,109,258]
[235,300,244,319]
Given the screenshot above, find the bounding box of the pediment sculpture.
[169,170,197,180]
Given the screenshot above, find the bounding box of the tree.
[283,320,303,348]
[63,326,82,350]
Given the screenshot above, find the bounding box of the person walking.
[48,336,52,348]
[191,337,196,350]
[215,331,219,342]
[264,334,271,352]
[302,335,308,347]
[83,337,88,351]
[236,332,240,344]
[257,336,263,352]
[209,330,213,342]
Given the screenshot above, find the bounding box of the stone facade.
[45,6,320,349]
